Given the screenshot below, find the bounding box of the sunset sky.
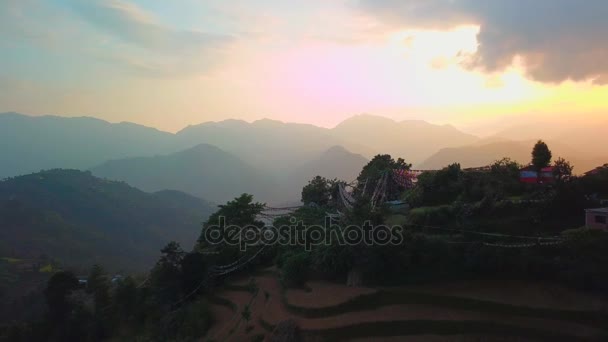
[1,0,607,133]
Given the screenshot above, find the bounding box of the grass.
[385,214,408,226]
[0,257,22,263]
[39,264,54,273]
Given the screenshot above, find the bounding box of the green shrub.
[281,253,310,287]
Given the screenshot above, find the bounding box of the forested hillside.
[0,169,215,271]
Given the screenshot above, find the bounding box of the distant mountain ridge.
[90,144,281,203]
[418,140,608,174]
[1,112,484,202]
[331,114,479,164]
[0,112,178,179]
[4,112,605,202]
[0,169,215,271]
[286,145,369,196]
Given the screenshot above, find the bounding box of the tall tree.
[301,176,332,206]
[531,140,552,171]
[87,264,110,310]
[356,154,412,200]
[151,241,185,305]
[44,271,79,325]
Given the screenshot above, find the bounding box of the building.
[520,166,554,184]
[585,208,608,230]
[584,164,608,176]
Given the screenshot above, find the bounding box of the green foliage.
[0,169,214,271]
[210,193,264,227]
[44,271,80,322]
[301,176,334,206]
[412,164,464,206]
[531,140,552,171]
[553,157,574,183]
[281,253,311,287]
[172,299,213,340]
[242,304,252,322]
[180,252,208,296]
[489,157,523,197]
[357,154,411,201]
[151,242,186,305]
[311,244,354,280]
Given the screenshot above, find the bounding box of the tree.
[301,176,332,206]
[553,157,574,182]
[414,163,464,205]
[44,271,79,323]
[180,252,208,296]
[200,194,265,232]
[357,154,412,200]
[151,241,185,305]
[531,140,552,171]
[86,264,111,337]
[158,241,185,269]
[113,276,137,318]
[489,157,523,196]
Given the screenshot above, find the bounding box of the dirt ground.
[399,279,608,311]
[285,280,376,308]
[203,273,608,342]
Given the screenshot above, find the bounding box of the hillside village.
[3,139,608,342]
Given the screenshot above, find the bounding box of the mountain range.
[1,112,606,203]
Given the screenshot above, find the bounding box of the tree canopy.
[532,140,552,171]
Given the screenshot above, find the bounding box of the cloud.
[359,0,608,84]
[67,0,233,54]
[0,0,235,78]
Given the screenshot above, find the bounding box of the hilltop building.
[520,166,554,184]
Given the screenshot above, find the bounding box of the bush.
[281,253,310,287]
[173,299,213,340]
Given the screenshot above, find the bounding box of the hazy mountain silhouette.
[175,118,374,179]
[0,112,177,179]
[418,140,607,174]
[286,145,369,196]
[0,169,214,270]
[331,114,479,164]
[90,144,281,203]
[6,112,605,201]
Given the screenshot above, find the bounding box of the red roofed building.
[520,166,554,184]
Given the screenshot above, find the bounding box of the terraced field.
[203,270,608,342]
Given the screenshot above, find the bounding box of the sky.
[1,0,607,133]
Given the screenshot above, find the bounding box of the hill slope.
[90,144,281,203]
[0,169,214,271]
